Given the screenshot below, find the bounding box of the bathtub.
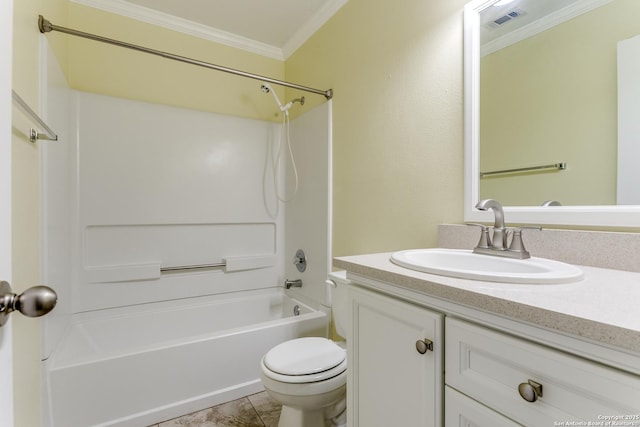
[44,288,329,427]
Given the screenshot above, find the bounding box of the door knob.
[0,281,58,327]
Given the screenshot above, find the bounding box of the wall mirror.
[464,0,640,227]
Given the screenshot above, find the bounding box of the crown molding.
[282,0,348,59]
[481,0,612,56]
[72,0,285,60]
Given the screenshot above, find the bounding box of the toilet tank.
[327,271,350,338]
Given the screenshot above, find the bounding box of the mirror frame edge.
[463,0,640,227]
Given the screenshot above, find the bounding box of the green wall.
[287,0,467,255]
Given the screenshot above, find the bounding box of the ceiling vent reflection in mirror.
[486,8,527,30]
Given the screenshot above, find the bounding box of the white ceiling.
[74,0,348,60]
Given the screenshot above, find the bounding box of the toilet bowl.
[260,271,349,427]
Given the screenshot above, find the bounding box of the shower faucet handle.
[292,249,307,272]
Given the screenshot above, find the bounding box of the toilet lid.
[263,337,346,376]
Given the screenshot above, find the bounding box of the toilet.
[260,271,349,427]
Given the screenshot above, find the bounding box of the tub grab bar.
[86,256,276,283]
[160,263,225,272]
[161,255,276,273]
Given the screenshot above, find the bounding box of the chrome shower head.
[261,84,305,115]
[261,83,284,111]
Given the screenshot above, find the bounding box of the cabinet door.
[348,285,443,427]
[445,386,522,427]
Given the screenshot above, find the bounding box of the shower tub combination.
[44,288,328,427]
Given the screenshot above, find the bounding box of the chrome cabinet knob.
[415,339,433,354]
[518,379,543,402]
[0,281,58,327]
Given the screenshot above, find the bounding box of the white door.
[0,0,15,425]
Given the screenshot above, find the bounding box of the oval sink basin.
[390,249,583,284]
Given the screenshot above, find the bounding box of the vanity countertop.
[334,252,640,354]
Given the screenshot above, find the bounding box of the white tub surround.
[43,90,333,312]
[69,92,285,312]
[45,289,328,427]
[41,81,333,426]
[284,101,333,310]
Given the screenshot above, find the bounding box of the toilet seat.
[262,337,346,384]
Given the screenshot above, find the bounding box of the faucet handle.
[507,226,541,259]
[466,223,492,249]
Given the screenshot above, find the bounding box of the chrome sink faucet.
[475,199,507,250]
[470,199,540,259]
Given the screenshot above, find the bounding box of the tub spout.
[285,279,302,289]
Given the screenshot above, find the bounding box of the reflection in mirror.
[480,0,640,206]
[464,0,640,226]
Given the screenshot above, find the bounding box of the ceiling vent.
[485,8,527,30]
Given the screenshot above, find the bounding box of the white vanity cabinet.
[347,285,444,427]
[346,282,640,427]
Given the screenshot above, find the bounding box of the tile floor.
[147,391,282,427]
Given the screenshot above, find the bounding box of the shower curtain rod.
[38,15,333,100]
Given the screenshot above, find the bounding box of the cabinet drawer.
[446,318,640,425]
[445,386,521,427]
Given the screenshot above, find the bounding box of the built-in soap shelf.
[85,255,276,283]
